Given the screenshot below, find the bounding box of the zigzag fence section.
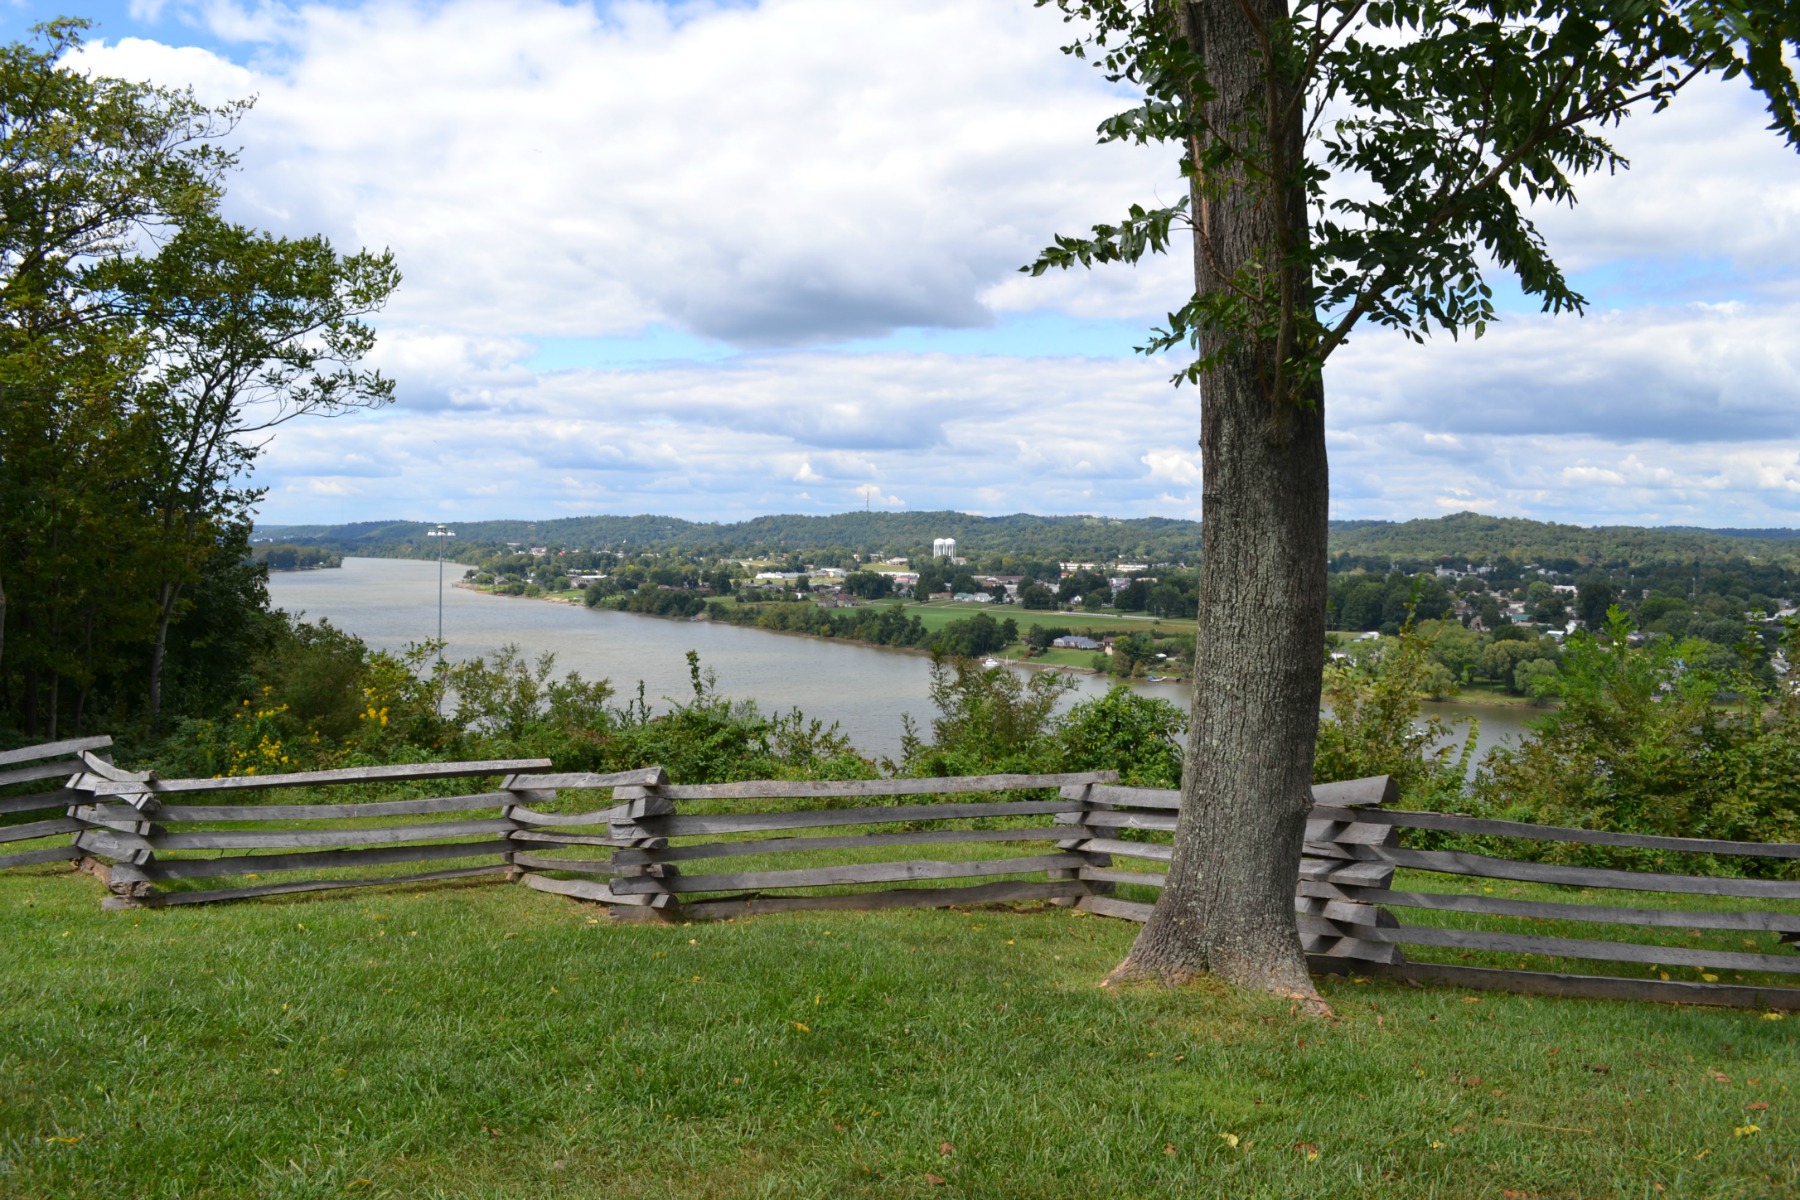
[2,739,1796,1009]
[576,774,1399,951]
[0,736,119,872]
[1065,782,1800,1010]
[1,741,667,908]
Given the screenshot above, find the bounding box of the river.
[266,557,1537,765]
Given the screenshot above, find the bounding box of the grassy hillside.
[3,865,1795,1198]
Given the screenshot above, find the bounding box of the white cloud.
[55,1,1800,531]
[78,0,1172,344]
[250,325,1800,528]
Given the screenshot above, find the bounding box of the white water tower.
[932,537,956,560]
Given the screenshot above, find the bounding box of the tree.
[1576,579,1616,629]
[0,22,399,736]
[0,20,242,734]
[1030,0,1799,1002]
[844,570,894,599]
[103,214,399,718]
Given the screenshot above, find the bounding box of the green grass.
[902,601,1166,636]
[4,863,1797,1198]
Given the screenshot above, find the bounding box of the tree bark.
[1108,0,1329,1002]
[148,578,179,721]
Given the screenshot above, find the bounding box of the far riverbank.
[273,558,1538,763]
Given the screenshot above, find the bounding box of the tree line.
[256,508,1800,575]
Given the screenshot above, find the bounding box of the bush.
[1313,622,1476,810]
[1053,686,1183,787]
[1471,609,1800,874]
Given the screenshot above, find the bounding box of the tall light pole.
[427,525,454,696]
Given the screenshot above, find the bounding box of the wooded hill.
[257,510,1800,571]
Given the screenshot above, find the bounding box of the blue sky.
[17,0,1800,526]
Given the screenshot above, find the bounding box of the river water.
[266,557,1536,764]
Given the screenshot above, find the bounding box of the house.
[953,592,994,604]
[1051,635,1103,651]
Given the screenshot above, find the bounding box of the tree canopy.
[0,21,398,738]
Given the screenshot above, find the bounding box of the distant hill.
[253,510,1800,571]
[254,511,1214,562]
[1325,512,1800,570]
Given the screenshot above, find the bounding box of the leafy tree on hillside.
[1028,0,1800,1001]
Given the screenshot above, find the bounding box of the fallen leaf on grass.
[925,1173,947,1186]
[1745,1101,1770,1111]
[1710,1071,1731,1084]
[1219,1133,1240,1149]
[1461,997,1481,1004]
[1589,1063,1611,1074]
[1761,1012,1785,1020]
[1734,1124,1761,1137]
[790,1022,810,1033]
[1293,1142,1319,1161]
[938,1142,954,1157]
[1164,1144,1177,1156]
[1701,973,1719,983]
[43,1136,81,1145]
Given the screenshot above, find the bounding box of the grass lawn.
[3,863,1795,1198]
[902,602,1168,637]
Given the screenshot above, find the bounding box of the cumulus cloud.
[78,0,1173,344]
[48,1,1800,530]
[1328,302,1800,443]
[249,321,1800,528]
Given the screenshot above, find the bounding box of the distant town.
[252,511,1800,702]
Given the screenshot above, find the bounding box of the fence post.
[1051,782,1107,905]
[1297,781,1403,964]
[65,751,164,909]
[597,776,679,917]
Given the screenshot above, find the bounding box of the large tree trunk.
[1108,0,1329,1001]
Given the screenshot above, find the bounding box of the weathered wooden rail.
[1059,782,1800,1009]
[0,736,118,871]
[0,741,677,907]
[2,738,1796,1009]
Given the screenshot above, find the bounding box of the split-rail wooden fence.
[2,737,1796,1009]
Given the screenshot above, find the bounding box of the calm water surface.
[268,557,1536,764]
[267,558,1192,759]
